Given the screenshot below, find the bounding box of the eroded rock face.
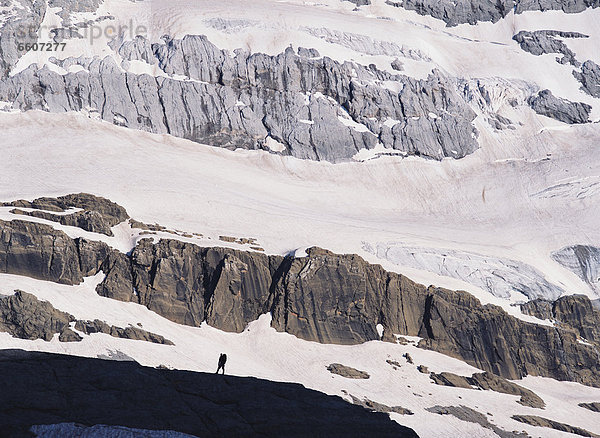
[385,0,599,26]
[327,363,370,379]
[521,294,600,344]
[579,402,600,412]
[0,290,76,341]
[513,30,588,66]
[427,405,527,438]
[2,205,600,387]
[511,415,598,437]
[0,36,479,162]
[429,371,545,408]
[528,89,591,124]
[4,193,129,236]
[74,320,175,345]
[574,61,600,97]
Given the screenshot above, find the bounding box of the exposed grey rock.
[0,290,76,341]
[3,200,600,387]
[0,35,479,162]
[528,89,591,124]
[431,371,547,408]
[59,328,83,342]
[344,0,371,6]
[391,58,404,71]
[48,0,103,24]
[390,0,514,26]
[386,0,599,26]
[521,294,600,345]
[427,405,527,438]
[513,30,588,66]
[574,61,600,97]
[511,415,598,437]
[327,363,370,379]
[579,402,600,412]
[297,46,320,58]
[0,0,47,77]
[514,0,600,14]
[4,193,130,236]
[75,319,174,345]
[0,219,86,285]
[343,391,413,415]
[417,365,429,374]
[0,350,417,437]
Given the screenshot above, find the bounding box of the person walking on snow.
[216,353,227,375]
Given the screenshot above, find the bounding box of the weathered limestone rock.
[385,0,599,26]
[522,294,600,344]
[528,89,591,124]
[574,61,600,97]
[513,30,588,66]
[428,405,527,438]
[2,200,600,388]
[4,193,129,236]
[327,363,370,379]
[0,36,479,162]
[579,402,600,412]
[75,319,174,345]
[511,415,599,437]
[0,291,75,341]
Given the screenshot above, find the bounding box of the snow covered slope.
[0,0,599,436]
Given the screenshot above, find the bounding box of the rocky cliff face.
[382,0,599,26]
[0,35,479,162]
[528,89,591,124]
[1,203,600,387]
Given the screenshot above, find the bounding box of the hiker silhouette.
[216,353,227,375]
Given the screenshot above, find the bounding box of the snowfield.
[1,0,600,435]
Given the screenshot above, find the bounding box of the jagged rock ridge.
[1,196,600,388]
[0,35,479,162]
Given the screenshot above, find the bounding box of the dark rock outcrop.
[342,391,413,415]
[385,0,599,26]
[430,371,545,408]
[0,349,417,438]
[427,405,527,438]
[511,415,598,437]
[579,402,600,412]
[574,61,600,98]
[327,363,370,379]
[2,205,600,388]
[521,294,600,344]
[4,193,129,236]
[0,290,75,341]
[0,36,479,163]
[528,89,591,124]
[0,219,95,285]
[74,319,174,345]
[513,30,588,66]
